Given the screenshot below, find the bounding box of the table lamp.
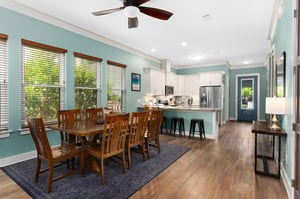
[265,97,286,130]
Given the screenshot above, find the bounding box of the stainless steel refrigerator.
[200,86,222,124]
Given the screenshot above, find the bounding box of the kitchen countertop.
[138,105,220,112]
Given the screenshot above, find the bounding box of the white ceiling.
[1,0,276,68]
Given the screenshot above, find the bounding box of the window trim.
[107,60,126,113]
[21,39,67,128]
[0,33,9,138]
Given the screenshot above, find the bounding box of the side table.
[251,121,287,178]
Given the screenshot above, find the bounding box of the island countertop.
[138,105,220,112]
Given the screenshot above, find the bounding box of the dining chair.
[145,110,163,159]
[85,108,105,145]
[57,109,83,145]
[86,113,130,184]
[86,108,104,122]
[127,111,148,169]
[27,117,85,193]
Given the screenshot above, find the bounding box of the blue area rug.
[2,142,189,199]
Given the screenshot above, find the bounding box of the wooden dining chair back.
[86,108,104,122]
[57,109,82,145]
[145,110,163,159]
[28,117,85,192]
[86,113,130,184]
[127,111,148,169]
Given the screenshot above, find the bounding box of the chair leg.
[146,139,150,159]
[127,147,131,169]
[47,163,54,193]
[141,143,146,161]
[80,152,86,176]
[121,151,126,173]
[156,137,160,153]
[35,159,41,183]
[101,158,105,185]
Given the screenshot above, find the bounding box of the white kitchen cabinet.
[166,72,177,87]
[144,68,165,95]
[199,72,222,87]
[177,75,185,95]
[184,74,200,95]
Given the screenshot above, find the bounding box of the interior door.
[237,76,258,121]
[293,1,300,198]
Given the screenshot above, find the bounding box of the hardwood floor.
[130,121,288,199]
[0,122,288,199]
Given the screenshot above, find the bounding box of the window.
[21,39,67,126]
[0,33,8,131]
[107,60,126,112]
[74,52,102,109]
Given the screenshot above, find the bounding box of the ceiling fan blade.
[92,7,123,16]
[136,0,150,6]
[139,7,173,20]
[128,17,138,28]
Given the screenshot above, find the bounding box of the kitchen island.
[138,105,220,139]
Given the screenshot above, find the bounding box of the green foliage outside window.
[107,81,121,104]
[74,58,97,109]
[24,49,60,122]
[24,50,99,122]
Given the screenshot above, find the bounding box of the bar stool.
[170,117,185,137]
[189,119,205,140]
[160,116,168,134]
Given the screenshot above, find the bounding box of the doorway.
[237,75,258,121]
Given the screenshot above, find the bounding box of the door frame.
[235,73,260,121]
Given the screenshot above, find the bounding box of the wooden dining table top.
[48,120,104,137]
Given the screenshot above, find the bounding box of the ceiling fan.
[92,0,173,28]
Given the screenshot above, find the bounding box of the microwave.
[165,85,174,95]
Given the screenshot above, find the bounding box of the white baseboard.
[281,167,293,199]
[0,150,36,167]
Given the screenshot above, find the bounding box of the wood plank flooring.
[0,121,288,199]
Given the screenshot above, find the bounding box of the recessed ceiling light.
[191,55,203,60]
[242,60,252,65]
[151,48,156,52]
[181,42,187,46]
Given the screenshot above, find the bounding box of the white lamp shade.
[124,6,139,18]
[265,97,286,114]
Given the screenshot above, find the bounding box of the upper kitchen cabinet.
[199,72,222,87]
[184,74,200,95]
[144,67,165,95]
[166,72,177,87]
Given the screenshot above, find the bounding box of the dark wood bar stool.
[189,118,205,140]
[160,116,168,134]
[170,117,185,137]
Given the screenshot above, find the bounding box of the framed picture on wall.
[131,73,141,91]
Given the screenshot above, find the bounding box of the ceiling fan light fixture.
[124,6,139,18]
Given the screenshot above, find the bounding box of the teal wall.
[271,0,294,181]
[0,6,160,159]
[229,67,267,120]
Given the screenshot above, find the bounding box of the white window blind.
[21,39,66,126]
[74,52,102,109]
[0,34,8,131]
[107,60,126,112]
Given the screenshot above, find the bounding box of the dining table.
[48,119,105,173]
